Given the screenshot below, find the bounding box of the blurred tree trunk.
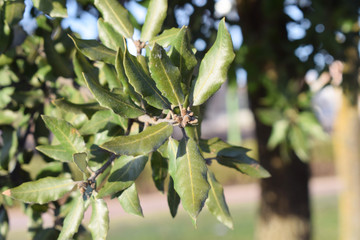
[236,0,311,239]
[333,91,360,240]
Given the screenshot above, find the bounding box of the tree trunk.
[254,118,311,240]
[333,92,360,240]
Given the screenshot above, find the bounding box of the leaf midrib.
[103,0,132,38]
[208,173,227,219]
[186,143,196,212]
[12,180,74,195]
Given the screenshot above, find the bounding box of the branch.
[88,153,117,183]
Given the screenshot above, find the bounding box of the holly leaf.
[140,0,167,41]
[118,183,143,217]
[101,122,173,156]
[191,18,235,106]
[2,177,76,204]
[174,138,210,222]
[95,0,134,38]
[149,43,184,106]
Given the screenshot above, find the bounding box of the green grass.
[107,194,338,240]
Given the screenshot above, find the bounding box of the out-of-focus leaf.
[36,145,73,162]
[95,0,134,38]
[98,61,122,90]
[83,73,145,118]
[149,43,184,106]
[73,152,88,175]
[5,0,25,26]
[0,87,14,108]
[32,0,67,18]
[268,119,290,149]
[124,46,171,109]
[0,126,17,170]
[289,125,309,161]
[58,195,85,240]
[38,115,86,154]
[69,35,116,64]
[174,138,209,222]
[298,111,328,140]
[256,108,283,125]
[98,18,125,51]
[2,177,76,204]
[191,18,235,106]
[169,26,197,94]
[150,151,168,192]
[200,138,270,178]
[206,170,233,229]
[118,183,143,217]
[101,122,173,156]
[96,155,148,198]
[140,0,167,41]
[88,198,109,240]
[52,99,105,119]
[167,177,180,218]
[167,137,179,177]
[0,205,9,239]
[79,110,112,135]
[148,28,181,47]
[33,228,60,240]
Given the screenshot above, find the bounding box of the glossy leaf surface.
[36,145,73,162]
[69,35,116,64]
[174,138,210,222]
[95,0,134,38]
[88,198,109,240]
[83,73,145,118]
[148,28,181,47]
[98,18,125,51]
[206,170,233,229]
[96,155,148,198]
[2,177,76,204]
[149,43,184,106]
[140,0,167,41]
[118,183,143,217]
[167,177,180,218]
[191,19,235,106]
[124,47,171,109]
[101,123,173,156]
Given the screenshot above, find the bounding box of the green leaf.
[73,152,88,175]
[174,138,210,222]
[58,195,85,240]
[32,0,67,18]
[98,61,122,90]
[140,0,167,41]
[289,125,309,161]
[69,35,116,64]
[96,155,148,198]
[88,198,109,240]
[118,183,143,217]
[52,99,105,119]
[268,119,290,149]
[98,18,125,51]
[0,126,17,170]
[148,28,181,47]
[206,170,233,229]
[256,108,283,125]
[2,177,76,204]
[150,151,168,192]
[0,205,9,239]
[95,0,134,38]
[169,26,197,93]
[191,18,235,106]
[101,122,173,156]
[167,137,179,178]
[200,138,270,178]
[167,177,180,218]
[79,110,113,135]
[5,0,25,26]
[83,72,145,118]
[124,46,171,109]
[40,115,86,154]
[149,43,184,106]
[36,145,73,162]
[0,87,14,108]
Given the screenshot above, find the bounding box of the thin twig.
[88,154,117,183]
